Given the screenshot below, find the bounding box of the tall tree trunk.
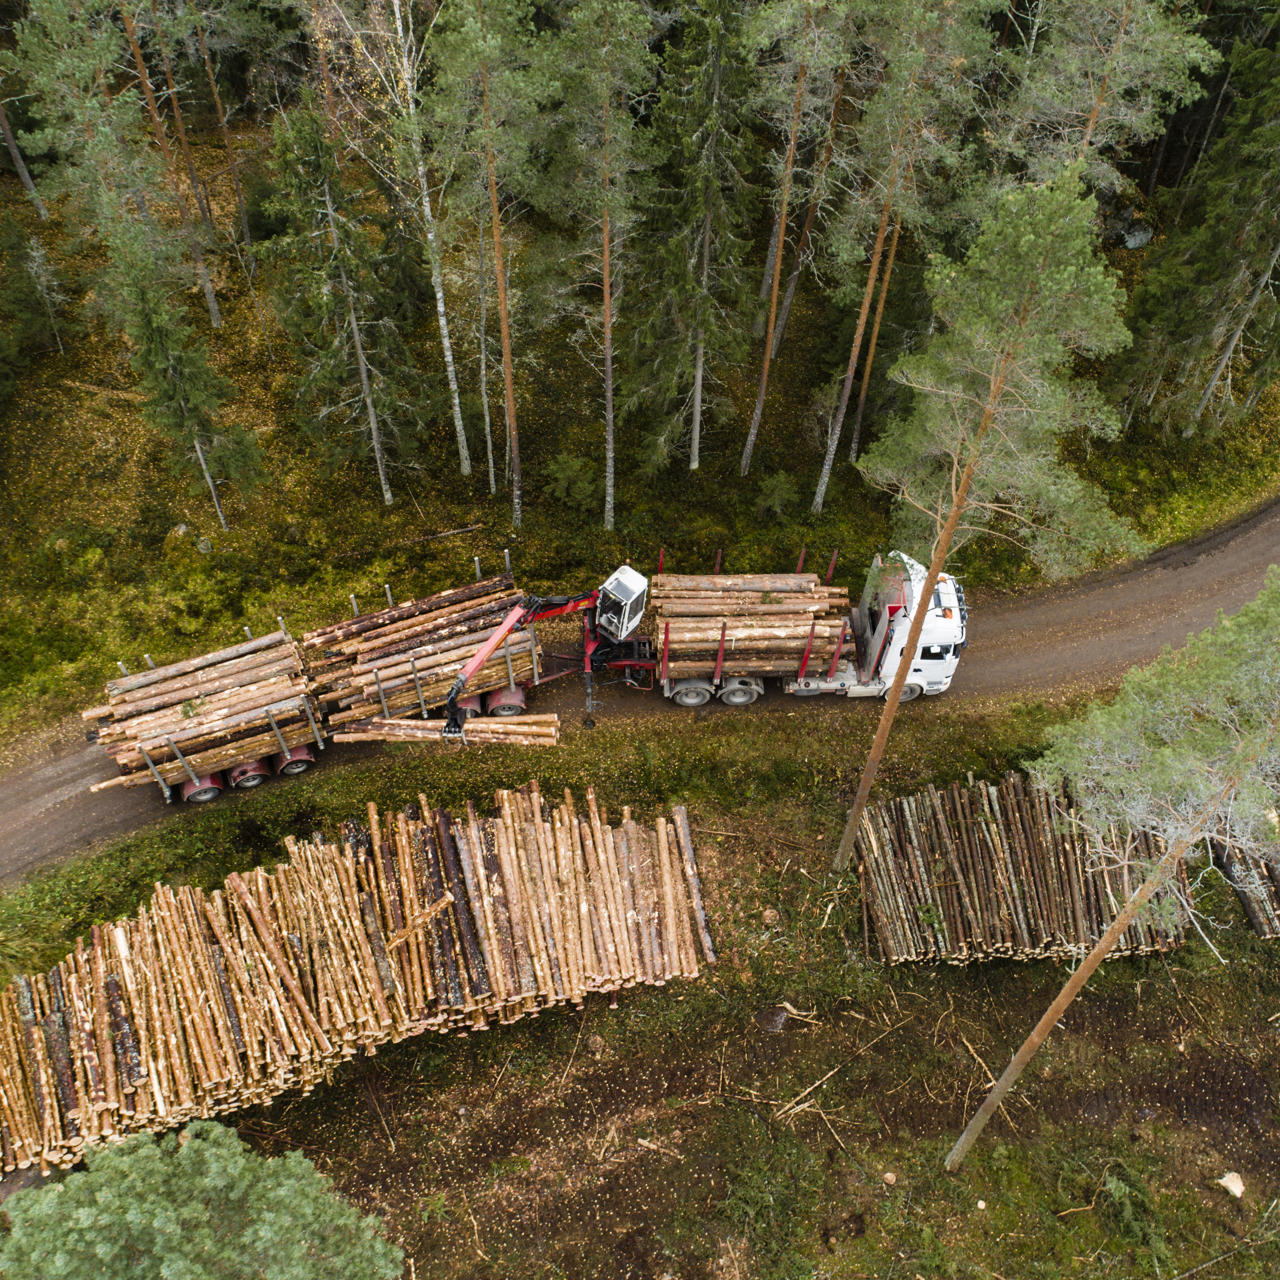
[477,233,496,495]
[847,216,901,459]
[481,66,521,529]
[690,204,713,472]
[386,0,471,476]
[324,182,393,505]
[1195,239,1280,421]
[121,6,221,328]
[740,56,808,477]
[150,12,214,232]
[754,200,785,339]
[811,197,892,514]
[194,17,251,244]
[773,68,847,359]
[193,434,229,530]
[310,0,339,128]
[601,108,616,530]
[0,99,49,220]
[1175,65,1231,202]
[832,353,1015,871]
[944,781,1241,1171]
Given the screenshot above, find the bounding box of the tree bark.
[832,352,1014,872]
[772,68,847,359]
[690,207,712,471]
[0,99,49,220]
[847,216,901,459]
[811,197,891,514]
[481,63,521,528]
[193,434,228,530]
[310,0,339,128]
[194,17,251,245]
[150,14,214,232]
[754,200,785,339]
[121,6,221,329]
[478,234,496,494]
[1194,239,1280,421]
[740,55,809,478]
[601,104,616,531]
[324,181,393,505]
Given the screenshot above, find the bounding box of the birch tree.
[832,169,1138,872]
[555,0,655,529]
[946,570,1280,1170]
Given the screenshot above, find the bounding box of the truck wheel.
[671,681,713,708]
[273,746,315,776]
[227,759,270,789]
[718,682,759,706]
[896,683,923,702]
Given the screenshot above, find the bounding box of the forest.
[3,1,1280,1278]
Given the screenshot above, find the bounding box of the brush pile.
[0,787,713,1176]
[84,632,319,795]
[303,574,539,728]
[651,573,851,677]
[854,774,1189,964]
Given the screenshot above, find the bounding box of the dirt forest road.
[2,496,1277,885]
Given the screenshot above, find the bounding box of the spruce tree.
[629,0,757,472]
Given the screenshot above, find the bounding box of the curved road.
[2,496,1277,883]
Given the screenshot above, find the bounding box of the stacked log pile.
[0,788,713,1176]
[1214,842,1280,938]
[302,574,539,727]
[650,573,851,677]
[333,715,561,748]
[84,633,320,795]
[853,774,1189,964]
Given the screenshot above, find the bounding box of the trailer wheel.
[274,746,316,776]
[485,686,527,716]
[895,683,923,702]
[181,774,224,803]
[671,680,713,708]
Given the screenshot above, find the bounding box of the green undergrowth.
[0,693,1072,985]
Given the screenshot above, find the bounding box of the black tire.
[488,700,525,717]
[280,758,312,776]
[719,685,758,706]
[897,683,923,702]
[185,784,222,803]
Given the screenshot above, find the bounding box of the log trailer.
[86,551,965,803]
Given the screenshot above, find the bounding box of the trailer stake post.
[502,639,516,690]
[713,622,727,685]
[277,615,290,640]
[827,621,848,679]
[374,669,390,718]
[527,625,541,685]
[302,698,325,750]
[244,626,254,640]
[410,656,428,718]
[117,661,130,677]
[264,709,289,756]
[384,583,394,607]
[825,549,839,585]
[143,653,156,670]
[795,547,807,574]
[349,594,360,617]
[713,548,722,575]
[164,736,201,786]
[797,620,816,679]
[503,547,511,574]
[138,747,172,802]
[474,556,482,581]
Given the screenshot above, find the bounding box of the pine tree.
[832,168,1138,871]
[999,0,1216,192]
[630,0,757,472]
[554,0,655,529]
[810,0,1001,513]
[0,1121,404,1279]
[947,569,1280,1169]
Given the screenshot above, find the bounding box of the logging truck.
[85,551,965,803]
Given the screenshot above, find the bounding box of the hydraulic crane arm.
[443,591,599,735]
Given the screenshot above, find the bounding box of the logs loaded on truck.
[83,548,967,803]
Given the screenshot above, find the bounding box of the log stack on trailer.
[302,573,541,728]
[0,787,714,1177]
[651,572,852,681]
[84,632,321,801]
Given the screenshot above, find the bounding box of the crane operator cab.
[595,566,649,642]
